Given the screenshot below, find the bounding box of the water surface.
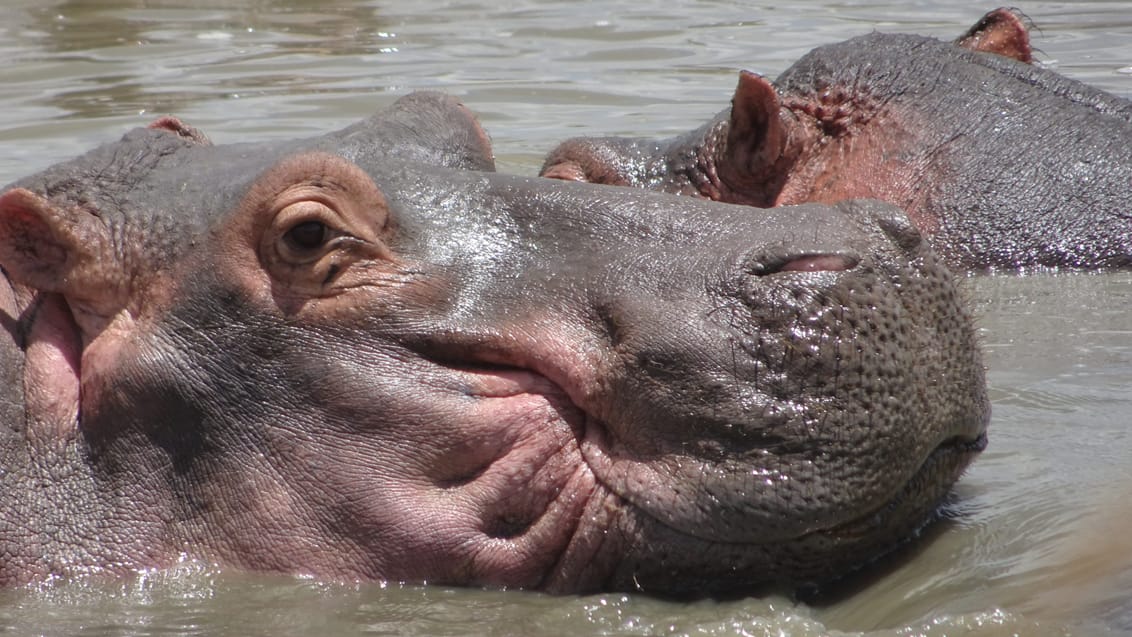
[1,1,1131,635]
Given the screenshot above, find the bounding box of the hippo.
[0,91,988,595]
[540,9,1132,271]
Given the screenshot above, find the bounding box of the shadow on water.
[795,495,972,607]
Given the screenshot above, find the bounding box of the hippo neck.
[1,424,179,585]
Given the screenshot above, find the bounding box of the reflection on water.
[1,1,1131,635]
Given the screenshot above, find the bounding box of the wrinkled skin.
[541,9,1132,271]
[0,92,988,595]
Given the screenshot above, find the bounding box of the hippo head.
[0,92,987,594]
[539,8,1035,210]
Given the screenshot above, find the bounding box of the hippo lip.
[447,346,987,549]
[579,415,987,546]
[429,360,598,579]
[562,356,990,543]
[535,405,989,593]
[808,430,988,541]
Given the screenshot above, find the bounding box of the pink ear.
[719,71,787,204]
[148,115,212,146]
[0,188,98,293]
[728,71,786,166]
[955,8,1033,64]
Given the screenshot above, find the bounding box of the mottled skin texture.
[0,92,988,595]
[541,9,1132,271]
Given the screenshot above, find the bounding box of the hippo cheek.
[188,330,597,587]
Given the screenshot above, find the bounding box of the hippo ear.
[955,8,1033,64]
[379,92,495,171]
[721,71,787,197]
[148,115,212,146]
[0,188,106,294]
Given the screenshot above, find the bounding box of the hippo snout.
[743,198,927,276]
[544,198,985,592]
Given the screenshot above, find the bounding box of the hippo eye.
[266,193,389,280]
[273,201,344,266]
[285,220,329,251]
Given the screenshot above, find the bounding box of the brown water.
[1,1,1131,635]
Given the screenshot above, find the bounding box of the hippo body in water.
[0,93,987,594]
[541,9,1132,271]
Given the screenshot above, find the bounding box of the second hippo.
[541,9,1132,271]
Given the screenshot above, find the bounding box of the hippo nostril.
[779,254,859,273]
[755,253,860,275]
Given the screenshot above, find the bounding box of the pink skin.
[22,293,81,444]
[954,7,1033,63]
[737,9,1032,235]
[345,365,598,587]
[0,177,882,587]
[778,253,859,273]
[0,188,134,443]
[699,71,944,236]
[141,154,627,586]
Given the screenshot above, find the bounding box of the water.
[1,1,1130,635]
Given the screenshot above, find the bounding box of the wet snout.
[563,196,985,555]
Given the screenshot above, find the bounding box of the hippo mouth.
[574,404,988,543]
[447,350,986,593]
[552,410,988,594]
[803,430,988,542]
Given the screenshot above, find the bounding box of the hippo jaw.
[438,362,988,595]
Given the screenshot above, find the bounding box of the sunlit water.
[1,1,1131,635]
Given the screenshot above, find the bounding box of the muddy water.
[1,1,1131,635]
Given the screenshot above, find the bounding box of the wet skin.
[0,92,987,594]
[541,9,1132,271]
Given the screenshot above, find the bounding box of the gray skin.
[540,9,1132,271]
[0,92,988,595]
